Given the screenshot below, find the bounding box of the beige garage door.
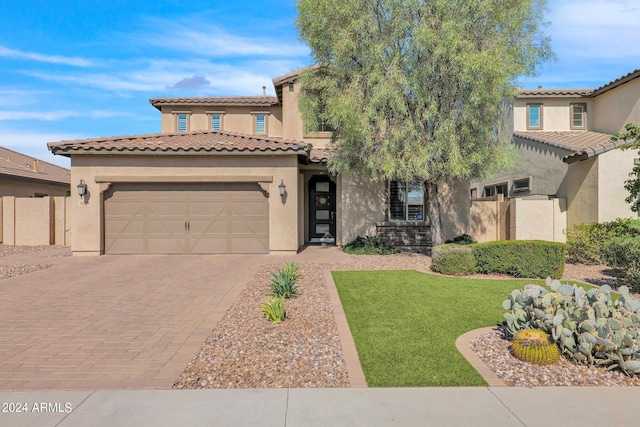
[104,183,269,254]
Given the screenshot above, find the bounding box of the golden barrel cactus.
[511,329,559,365]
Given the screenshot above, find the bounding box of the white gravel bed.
[0,244,69,257]
[470,327,640,386]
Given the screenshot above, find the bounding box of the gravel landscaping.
[174,252,640,389]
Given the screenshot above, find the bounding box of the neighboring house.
[0,146,70,197]
[48,67,469,255]
[470,68,640,233]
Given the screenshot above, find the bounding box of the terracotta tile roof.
[513,131,622,163]
[149,96,279,110]
[0,147,70,185]
[592,68,640,96]
[48,131,311,157]
[272,64,322,86]
[516,89,593,98]
[309,148,333,164]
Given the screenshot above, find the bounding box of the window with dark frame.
[389,180,425,221]
[513,177,531,193]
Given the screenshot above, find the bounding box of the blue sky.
[1,0,639,169]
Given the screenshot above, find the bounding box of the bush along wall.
[430,240,565,279]
[565,218,640,265]
[472,240,565,279]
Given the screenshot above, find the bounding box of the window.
[389,181,425,221]
[470,188,478,199]
[254,113,267,134]
[570,103,587,129]
[176,113,189,132]
[513,177,531,193]
[484,183,507,197]
[211,114,222,130]
[526,104,543,130]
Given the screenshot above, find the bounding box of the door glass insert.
[315,194,330,208]
[316,224,330,235]
[316,182,330,192]
[316,210,330,220]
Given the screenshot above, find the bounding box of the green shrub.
[343,236,400,255]
[566,218,640,264]
[472,240,565,279]
[430,244,477,275]
[444,233,477,245]
[269,262,300,298]
[260,295,288,324]
[503,279,640,374]
[603,236,640,291]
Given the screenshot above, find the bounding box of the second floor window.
[389,181,424,221]
[211,114,222,130]
[255,114,266,134]
[527,104,542,130]
[571,103,587,129]
[177,114,188,132]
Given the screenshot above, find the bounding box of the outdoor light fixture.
[278,179,286,197]
[77,179,87,197]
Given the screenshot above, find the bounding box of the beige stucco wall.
[69,154,300,255]
[512,197,566,242]
[564,158,598,228]
[439,178,470,241]
[53,196,68,246]
[592,78,640,134]
[469,198,499,243]
[2,197,14,244]
[159,105,284,137]
[0,178,68,197]
[596,148,636,222]
[470,137,572,199]
[513,99,594,132]
[14,197,53,245]
[337,174,386,245]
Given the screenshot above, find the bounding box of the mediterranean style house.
[48,68,469,255]
[0,146,70,197]
[470,68,640,232]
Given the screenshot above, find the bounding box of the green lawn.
[332,270,548,387]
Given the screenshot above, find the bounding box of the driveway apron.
[0,254,263,391]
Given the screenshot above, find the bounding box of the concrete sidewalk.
[0,387,637,426]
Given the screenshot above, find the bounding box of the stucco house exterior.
[48,68,469,256]
[470,68,640,233]
[0,146,70,197]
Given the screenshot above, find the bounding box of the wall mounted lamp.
[278,179,286,198]
[77,179,87,197]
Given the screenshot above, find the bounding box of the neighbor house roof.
[48,131,311,157]
[149,96,279,110]
[0,146,69,186]
[514,131,622,163]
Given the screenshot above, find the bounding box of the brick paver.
[0,253,263,390]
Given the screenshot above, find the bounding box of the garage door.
[104,183,269,254]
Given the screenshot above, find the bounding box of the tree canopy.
[296,0,553,245]
[612,123,640,212]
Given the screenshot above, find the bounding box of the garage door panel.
[104,182,269,254]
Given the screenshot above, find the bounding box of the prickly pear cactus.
[503,279,640,374]
[511,329,559,365]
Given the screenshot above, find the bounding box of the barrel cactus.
[511,329,559,365]
[503,279,640,374]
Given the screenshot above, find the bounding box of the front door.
[309,175,336,243]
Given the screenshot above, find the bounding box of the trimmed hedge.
[430,240,565,279]
[431,244,476,275]
[472,240,565,279]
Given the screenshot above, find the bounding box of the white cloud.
[0,109,133,121]
[140,20,309,58]
[0,45,95,67]
[548,1,640,58]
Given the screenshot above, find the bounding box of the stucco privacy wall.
[512,197,567,242]
[596,148,636,223]
[70,154,300,255]
[469,197,500,243]
[1,196,68,245]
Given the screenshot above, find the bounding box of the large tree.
[612,123,640,212]
[296,0,553,245]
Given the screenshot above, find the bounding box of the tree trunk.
[427,180,444,247]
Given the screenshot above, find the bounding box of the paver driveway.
[0,253,263,391]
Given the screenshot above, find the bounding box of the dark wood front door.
[309,176,336,243]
